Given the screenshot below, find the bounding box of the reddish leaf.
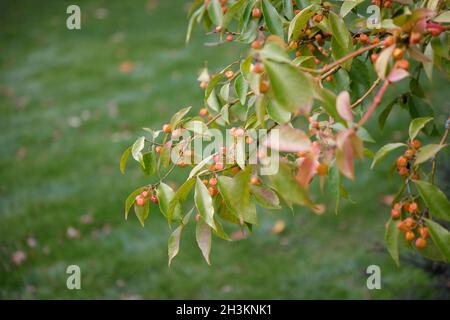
[336,91,353,124]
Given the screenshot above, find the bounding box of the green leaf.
[240,55,252,80]
[267,100,291,124]
[424,219,450,262]
[414,180,450,221]
[329,11,350,49]
[255,95,267,128]
[378,100,396,130]
[220,82,230,101]
[184,120,211,137]
[370,143,407,169]
[159,141,172,168]
[288,5,314,41]
[134,202,149,227]
[423,43,433,80]
[186,4,204,43]
[327,164,341,215]
[196,219,212,265]
[141,150,156,176]
[414,144,447,165]
[168,226,183,266]
[223,0,246,29]
[168,209,193,267]
[131,136,146,166]
[251,185,281,209]
[261,0,284,39]
[234,75,248,105]
[263,57,315,113]
[157,182,181,220]
[188,153,216,179]
[269,161,315,208]
[170,106,191,130]
[385,218,400,266]
[330,37,352,71]
[282,0,294,19]
[408,117,433,141]
[125,187,145,219]
[120,146,132,174]
[207,0,224,27]
[218,168,258,224]
[194,177,216,230]
[168,178,196,222]
[340,0,363,17]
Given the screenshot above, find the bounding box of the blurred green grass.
[0,0,449,299]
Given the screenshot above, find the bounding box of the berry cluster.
[135,190,158,207]
[391,199,429,249]
[396,139,421,179]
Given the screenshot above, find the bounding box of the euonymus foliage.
[121,0,450,266]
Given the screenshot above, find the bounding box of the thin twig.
[351,77,381,109]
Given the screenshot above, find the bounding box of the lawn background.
[0,0,449,299]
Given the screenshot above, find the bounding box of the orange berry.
[405,231,415,241]
[225,70,234,79]
[391,209,401,219]
[155,145,162,154]
[163,124,171,133]
[316,163,328,176]
[397,221,407,232]
[195,213,201,222]
[409,32,421,45]
[245,136,253,144]
[393,48,404,60]
[252,7,261,18]
[250,176,260,185]
[404,149,415,158]
[209,177,218,186]
[404,217,416,229]
[415,237,427,249]
[200,81,208,89]
[419,227,429,239]
[398,167,409,176]
[135,196,146,206]
[202,179,209,186]
[215,25,222,33]
[396,156,408,167]
[359,33,369,44]
[251,40,262,49]
[252,63,264,74]
[411,139,421,149]
[199,108,209,117]
[151,195,158,204]
[141,191,149,198]
[397,59,409,70]
[370,53,379,63]
[226,34,233,42]
[408,202,418,213]
[393,203,402,211]
[384,36,395,47]
[259,80,269,93]
[325,75,333,82]
[295,50,302,57]
[208,186,218,196]
[214,162,224,171]
[371,37,380,44]
[313,14,323,22]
